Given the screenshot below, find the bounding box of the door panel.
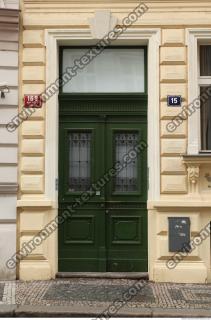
[59,122,106,271]
[107,209,148,271]
[59,116,148,272]
[59,206,106,271]
[105,122,148,271]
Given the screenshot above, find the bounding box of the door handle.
[105,209,109,214]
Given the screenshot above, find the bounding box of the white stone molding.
[45,28,161,208]
[89,10,117,39]
[186,28,211,154]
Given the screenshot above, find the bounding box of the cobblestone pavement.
[0,278,211,312]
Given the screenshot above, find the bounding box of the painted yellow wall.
[18,0,211,282]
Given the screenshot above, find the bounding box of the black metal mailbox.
[168,217,190,252]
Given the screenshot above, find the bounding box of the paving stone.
[14,279,211,310]
[43,283,155,303]
[0,278,210,316]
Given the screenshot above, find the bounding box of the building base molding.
[153,261,207,283]
[19,261,52,281]
[148,205,211,283]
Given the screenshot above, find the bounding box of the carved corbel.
[187,165,200,194]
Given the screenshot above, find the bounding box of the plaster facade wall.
[0,0,19,279]
[18,0,211,282]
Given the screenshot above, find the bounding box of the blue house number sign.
[167,95,182,107]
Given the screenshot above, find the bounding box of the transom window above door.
[61,47,146,93]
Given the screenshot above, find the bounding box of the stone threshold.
[56,272,149,280]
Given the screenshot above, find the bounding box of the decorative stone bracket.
[89,10,118,39]
[187,165,200,194]
[183,155,211,195]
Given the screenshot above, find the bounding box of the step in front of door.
[56,272,149,279]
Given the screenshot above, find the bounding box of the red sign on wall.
[24,95,42,108]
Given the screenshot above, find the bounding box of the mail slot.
[168,217,191,252]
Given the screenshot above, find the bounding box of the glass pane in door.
[114,132,138,192]
[68,132,91,191]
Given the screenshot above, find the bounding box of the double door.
[59,114,148,272]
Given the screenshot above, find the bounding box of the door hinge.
[55,178,58,191]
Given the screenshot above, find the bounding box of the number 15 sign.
[167,95,182,107]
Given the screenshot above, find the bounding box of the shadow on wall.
[0,224,16,280]
[0,265,15,280]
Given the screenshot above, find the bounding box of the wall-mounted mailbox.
[168,217,190,252]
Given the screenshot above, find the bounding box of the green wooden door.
[58,97,148,272]
[59,121,107,271]
[105,121,148,271]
